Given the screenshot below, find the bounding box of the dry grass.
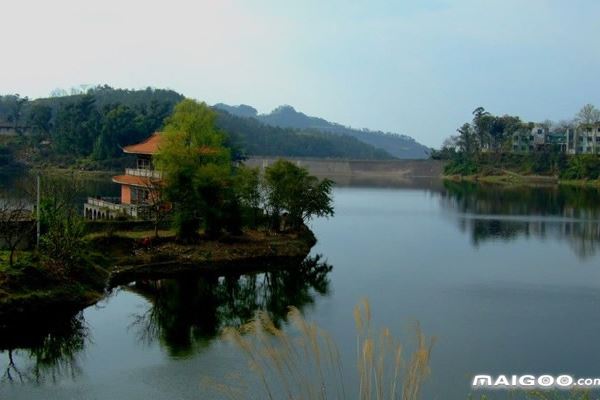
[206,299,435,400]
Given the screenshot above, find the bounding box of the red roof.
[112,175,156,187]
[122,133,162,155]
[122,133,220,156]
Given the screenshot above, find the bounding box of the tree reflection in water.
[128,254,333,358]
[441,180,600,259]
[0,312,88,384]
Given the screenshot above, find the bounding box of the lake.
[2,178,600,399]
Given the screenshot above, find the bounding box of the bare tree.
[141,177,170,238]
[575,104,600,125]
[539,119,554,131]
[555,119,575,131]
[0,198,33,267]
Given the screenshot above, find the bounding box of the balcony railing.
[86,197,126,210]
[85,197,152,219]
[124,168,162,179]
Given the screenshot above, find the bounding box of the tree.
[6,95,28,134]
[37,176,87,273]
[40,207,87,274]
[575,104,600,125]
[53,94,100,155]
[92,104,139,159]
[140,176,170,238]
[153,99,232,241]
[234,166,262,227]
[472,107,490,149]
[456,123,479,156]
[27,104,52,136]
[0,198,33,267]
[263,160,334,231]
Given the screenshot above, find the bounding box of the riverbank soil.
[0,227,317,322]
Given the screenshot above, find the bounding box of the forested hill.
[215,110,394,160]
[214,103,430,159]
[0,87,395,169]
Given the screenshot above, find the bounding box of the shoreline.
[104,228,317,285]
[0,228,317,323]
[443,173,600,188]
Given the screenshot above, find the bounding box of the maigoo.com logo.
[472,374,600,389]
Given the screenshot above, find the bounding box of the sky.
[2,0,600,147]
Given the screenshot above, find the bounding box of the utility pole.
[36,173,40,248]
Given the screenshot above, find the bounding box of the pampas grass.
[206,299,435,400]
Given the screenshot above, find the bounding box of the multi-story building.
[512,126,537,153]
[512,124,570,154]
[566,123,600,154]
[84,133,163,219]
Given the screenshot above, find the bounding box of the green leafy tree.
[263,160,334,231]
[40,209,87,274]
[27,104,52,136]
[53,95,100,155]
[234,166,262,227]
[38,175,87,274]
[92,104,139,159]
[154,99,232,241]
[456,123,479,156]
[5,94,28,134]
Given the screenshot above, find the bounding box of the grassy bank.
[0,226,318,322]
[444,172,557,186]
[90,227,317,285]
[445,172,600,188]
[0,254,108,326]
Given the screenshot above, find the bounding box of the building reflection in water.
[440,180,600,259]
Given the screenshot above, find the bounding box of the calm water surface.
[3,179,600,399]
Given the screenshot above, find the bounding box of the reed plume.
[208,299,435,400]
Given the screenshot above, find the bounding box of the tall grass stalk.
[208,299,435,400]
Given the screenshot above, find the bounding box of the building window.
[130,187,150,204]
[137,157,151,170]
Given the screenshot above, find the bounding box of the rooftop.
[112,175,157,187]
[122,132,162,155]
[121,133,221,156]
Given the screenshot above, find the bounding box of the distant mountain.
[214,108,395,160]
[214,103,429,159]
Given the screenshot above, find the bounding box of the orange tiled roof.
[112,175,155,187]
[122,133,162,155]
[122,133,220,156]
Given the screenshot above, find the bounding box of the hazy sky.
[3,0,600,147]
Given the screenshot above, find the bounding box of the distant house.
[84,132,218,220]
[512,127,536,153]
[567,123,600,155]
[84,133,164,220]
[0,120,30,136]
[512,124,568,154]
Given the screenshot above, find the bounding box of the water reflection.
[0,313,88,384]
[128,254,332,357]
[0,255,333,383]
[441,181,600,258]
